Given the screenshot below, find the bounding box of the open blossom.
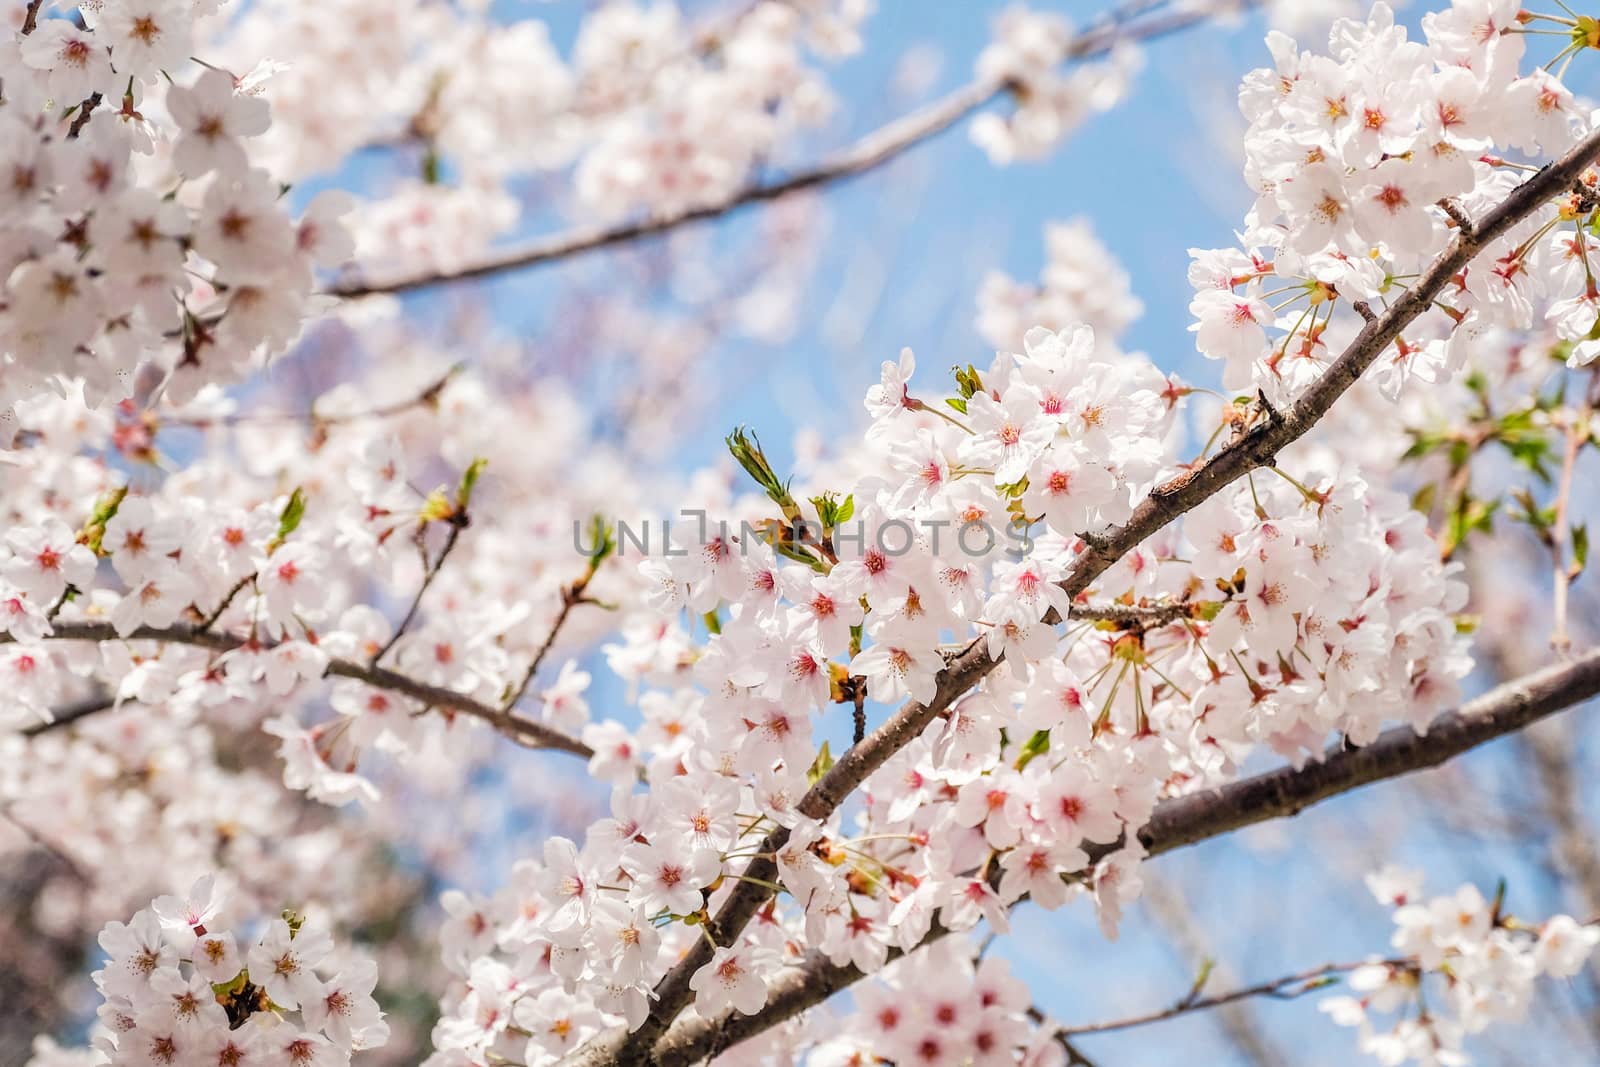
[246,918,334,1011]
[83,886,385,1067]
[97,0,194,78]
[688,946,769,1017]
[167,69,272,178]
[5,519,96,603]
[19,20,115,103]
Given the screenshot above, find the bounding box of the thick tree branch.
[642,647,1600,1066]
[326,1,1256,298]
[7,621,593,758]
[1070,599,1215,627]
[566,121,1600,1067]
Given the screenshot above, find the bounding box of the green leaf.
[726,426,799,521]
[1573,524,1589,578]
[808,491,854,530]
[79,485,128,555]
[953,363,984,399]
[455,457,488,510]
[1410,481,1438,516]
[995,476,1028,500]
[1185,958,1216,1003]
[1400,432,1442,463]
[585,514,616,569]
[1013,729,1051,771]
[946,396,968,414]
[272,487,306,548]
[807,741,834,786]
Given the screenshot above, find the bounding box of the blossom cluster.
[1321,869,1600,1065]
[816,940,1052,1067]
[417,310,1476,1053]
[975,217,1143,354]
[1188,1,1600,404]
[970,6,1144,165]
[79,877,387,1067]
[1,2,352,433]
[193,0,870,283]
[0,335,646,800]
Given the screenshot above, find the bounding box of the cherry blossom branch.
[505,531,613,709]
[370,518,467,667]
[640,645,1600,1066]
[1023,1008,1101,1067]
[0,806,88,882]
[326,0,1258,298]
[566,122,1600,1067]
[65,93,101,139]
[1139,873,1287,1067]
[1069,599,1215,627]
[22,691,115,737]
[6,620,594,757]
[20,0,41,35]
[154,365,461,429]
[505,580,595,711]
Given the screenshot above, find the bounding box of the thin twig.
[65,92,101,138]
[6,620,593,757]
[1139,873,1288,1067]
[326,0,1262,299]
[21,691,115,737]
[20,0,42,35]
[1024,1009,1102,1067]
[155,364,461,429]
[199,573,255,632]
[505,572,598,710]
[370,517,467,667]
[1057,959,1406,1037]
[0,806,90,882]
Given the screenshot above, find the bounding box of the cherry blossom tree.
[7,1,1600,1066]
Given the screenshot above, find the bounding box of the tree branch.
[370,517,468,667]
[1138,873,1290,1067]
[565,120,1600,1067]
[154,364,461,429]
[1055,958,1407,1037]
[22,691,115,737]
[6,620,593,758]
[640,646,1600,1066]
[1070,599,1215,627]
[325,0,1258,299]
